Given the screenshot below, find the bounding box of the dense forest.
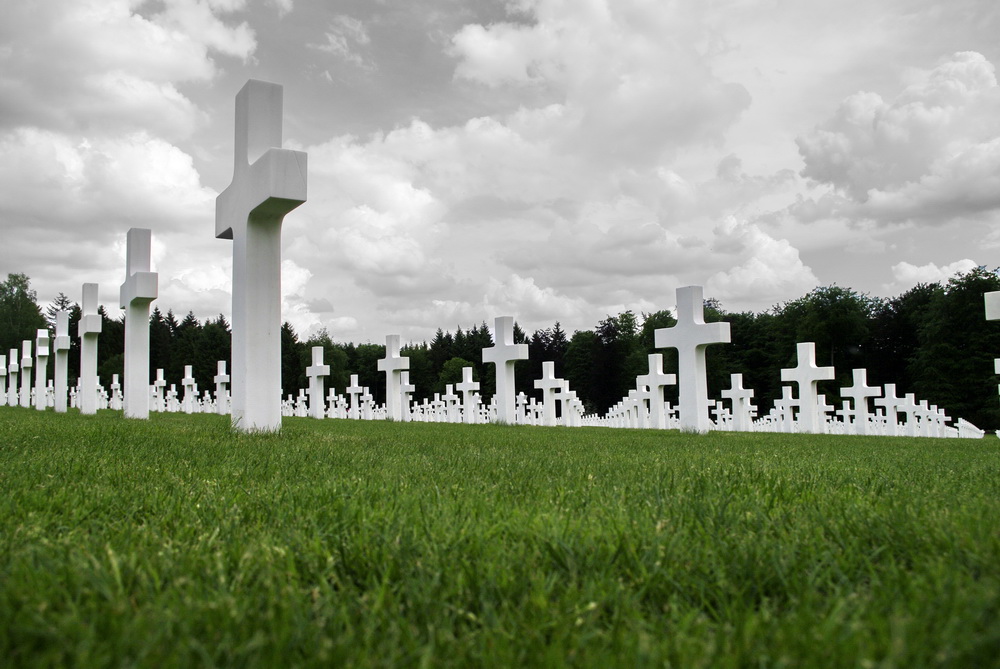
[3,269,1000,429]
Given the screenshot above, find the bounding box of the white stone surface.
[78,283,102,415]
[153,369,167,412]
[19,340,32,408]
[378,335,410,421]
[780,342,835,434]
[53,311,70,413]
[306,346,330,420]
[636,353,676,430]
[182,365,197,415]
[841,368,881,435]
[534,360,562,427]
[482,316,529,424]
[720,373,755,432]
[400,371,415,422]
[654,286,731,433]
[119,227,158,419]
[346,375,363,419]
[213,361,231,415]
[6,350,17,407]
[456,366,480,424]
[34,328,49,411]
[216,79,307,433]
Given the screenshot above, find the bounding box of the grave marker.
[0,354,5,407]
[841,368,881,435]
[119,227,158,419]
[34,329,49,411]
[636,353,676,430]
[482,316,529,424]
[534,361,562,427]
[456,366,480,424]
[306,346,330,419]
[721,373,755,432]
[400,371,415,422]
[6,350,17,406]
[78,283,102,415]
[378,335,410,421]
[216,79,307,432]
[19,340,32,408]
[780,342,835,434]
[182,366,197,414]
[53,311,70,413]
[346,375,363,419]
[213,361,231,415]
[654,286,731,432]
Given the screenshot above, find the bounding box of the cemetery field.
[1,409,998,668]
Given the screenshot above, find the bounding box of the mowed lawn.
[0,407,998,668]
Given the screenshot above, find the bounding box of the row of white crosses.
[591,286,984,438]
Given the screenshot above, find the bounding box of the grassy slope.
[0,406,998,668]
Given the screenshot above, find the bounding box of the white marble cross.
[53,311,70,413]
[34,329,49,411]
[400,371,415,422]
[213,361,231,415]
[841,368,881,435]
[306,346,330,420]
[153,369,167,412]
[346,374,363,419]
[636,353,676,430]
[110,374,123,410]
[442,384,460,422]
[654,286,731,433]
[874,383,903,437]
[119,227,158,419]
[216,79,307,433]
[721,373,756,432]
[534,360,562,427]
[182,365,197,414]
[378,335,410,421]
[456,366,480,424]
[780,342,835,434]
[0,353,6,407]
[6,350,17,406]
[482,316,529,424]
[19,340,32,408]
[78,283,102,415]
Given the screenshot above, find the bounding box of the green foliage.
[0,273,46,355]
[1,409,998,666]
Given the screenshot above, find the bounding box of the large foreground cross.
[216,79,307,432]
[120,227,158,419]
[654,286,730,432]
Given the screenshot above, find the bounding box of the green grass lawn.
[1,406,998,668]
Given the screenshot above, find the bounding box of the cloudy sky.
[2,0,999,343]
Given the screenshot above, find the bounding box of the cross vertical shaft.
[120,227,158,419]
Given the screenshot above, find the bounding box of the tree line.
[3,268,1000,428]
